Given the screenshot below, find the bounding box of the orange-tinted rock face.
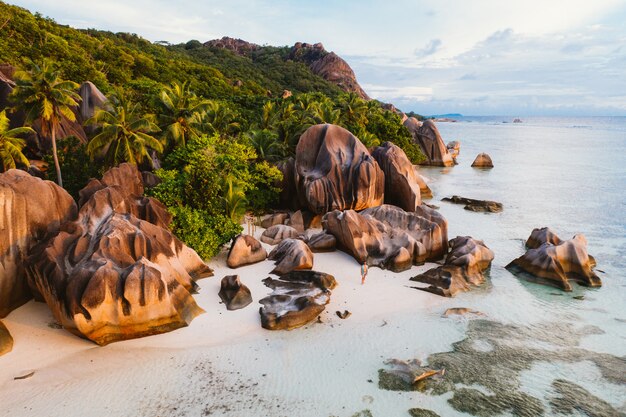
[0,170,77,317]
[372,142,422,212]
[410,236,494,297]
[26,164,212,345]
[0,320,13,356]
[506,229,600,291]
[227,234,267,268]
[471,153,494,168]
[322,204,448,272]
[295,124,385,214]
[268,238,314,275]
[403,118,455,167]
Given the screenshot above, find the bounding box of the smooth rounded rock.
[471,153,494,168]
[219,275,253,310]
[227,234,267,268]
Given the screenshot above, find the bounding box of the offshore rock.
[403,118,455,167]
[372,142,422,211]
[227,234,267,268]
[218,275,252,310]
[442,195,503,213]
[447,141,461,159]
[268,238,314,275]
[471,153,494,168]
[323,204,448,272]
[411,236,494,297]
[260,224,300,245]
[506,229,601,291]
[0,170,77,317]
[259,270,337,330]
[295,124,384,214]
[26,164,212,345]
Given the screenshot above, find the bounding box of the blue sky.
[9,0,626,116]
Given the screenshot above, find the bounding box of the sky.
[8,0,626,116]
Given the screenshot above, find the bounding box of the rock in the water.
[506,229,600,291]
[323,204,448,272]
[295,124,384,214]
[371,142,422,211]
[306,231,337,252]
[471,153,494,168]
[227,234,267,268]
[411,236,494,297]
[259,270,337,330]
[447,141,461,159]
[268,238,314,275]
[379,358,445,391]
[26,164,212,345]
[0,321,13,356]
[0,170,77,317]
[260,212,289,229]
[442,195,503,213]
[218,275,252,310]
[443,307,485,317]
[409,408,441,417]
[403,118,455,167]
[260,224,300,245]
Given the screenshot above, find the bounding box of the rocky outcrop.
[447,141,461,159]
[227,234,267,268]
[219,275,252,310]
[0,170,77,317]
[204,36,260,55]
[287,210,322,233]
[306,232,336,253]
[0,65,15,111]
[26,164,212,345]
[442,196,503,213]
[322,204,448,272]
[506,229,601,291]
[78,81,107,127]
[411,236,494,297]
[260,224,300,245]
[413,167,433,198]
[290,42,369,99]
[471,153,494,168]
[268,238,314,275]
[403,118,455,167]
[259,270,337,330]
[372,142,422,211]
[0,321,13,356]
[295,124,384,214]
[260,212,289,229]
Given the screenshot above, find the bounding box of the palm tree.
[158,81,213,148]
[10,60,80,187]
[246,129,284,161]
[86,92,163,168]
[221,177,247,222]
[202,101,240,136]
[315,101,341,124]
[338,92,368,131]
[0,110,34,172]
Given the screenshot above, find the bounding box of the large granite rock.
[287,210,322,233]
[268,238,314,275]
[322,204,448,272]
[0,170,77,317]
[306,231,337,253]
[471,153,494,168]
[26,164,212,345]
[413,167,433,199]
[219,275,252,310]
[442,195,503,213]
[506,229,601,291]
[78,81,107,124]
[227,234,267,268]
[0,321,13,356]
[411,236,494,297]
[372,142,422,211]
[259,270,337,330]
[260,224,300,245]
[260,212,289,229]
[295,124,384,214]
[403,118,455,167]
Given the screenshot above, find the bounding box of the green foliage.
[0,110,32,171]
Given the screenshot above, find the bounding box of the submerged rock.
[506,229,601,291]
[411,236,494,297]
[0,321,13,356]
[371,141,422,211]
[268,238,314,275]
[408,408,441,417]
[227,234,267,268]
[218,275,252,310]
[471,153,494,168]
[442,195,503,213]
[259,270,337,330]
[26,164,212,345]
[403,118,455,167]
[295,124,384,214]
[443,307,485,317]
[378,358,445,391]
[0,170,77,317]
[550,379,622,417]
[323,204,448,272]
[260,224,300,245]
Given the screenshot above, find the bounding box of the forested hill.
[0,1,345,110]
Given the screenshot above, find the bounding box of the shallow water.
[2,117,625,417]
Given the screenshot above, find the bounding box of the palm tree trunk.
[50,120,63,188]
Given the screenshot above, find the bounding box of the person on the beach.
[361,263,368,285]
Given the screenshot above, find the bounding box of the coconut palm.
[158,81,213,148]
[10,60,80,187]
[86,92,162,168]
[337,92,368,131]
[221,177,248,222]
[202,101,241,136]
[246,129,284,161]
[315,101,341,124]
[0,110,34,172]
